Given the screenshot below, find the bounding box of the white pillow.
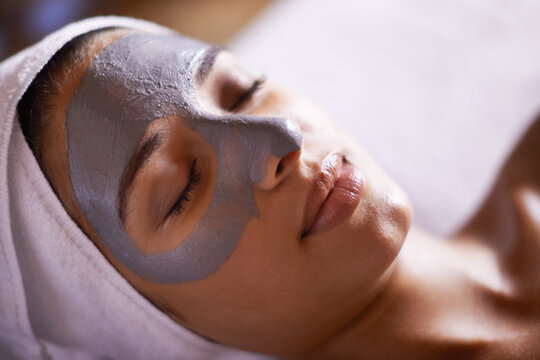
[230,0,540,235]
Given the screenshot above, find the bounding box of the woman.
[1,16,538,359]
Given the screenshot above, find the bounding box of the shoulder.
[456,115,540,300]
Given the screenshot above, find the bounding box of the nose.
[248,116,302,190]
[197,113,302,190]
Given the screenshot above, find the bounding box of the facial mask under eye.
[65,33,302,283]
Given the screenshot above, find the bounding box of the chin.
[341,160,413,287]
[369,178,412,266]
[347,143,412,251]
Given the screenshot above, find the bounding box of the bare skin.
[35,30,539,359]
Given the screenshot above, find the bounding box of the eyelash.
[168,160,202,218]
[227,77,266,112]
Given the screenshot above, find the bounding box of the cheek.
[213,217,300,287]
[284,89,343,133]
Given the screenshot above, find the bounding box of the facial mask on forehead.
[65,33,302,283]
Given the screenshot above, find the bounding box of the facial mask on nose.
[65,33,302,283]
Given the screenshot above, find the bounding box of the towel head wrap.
[0,16,272,360]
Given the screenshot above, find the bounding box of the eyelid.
[163,160,202,222]
[228,76,266,113]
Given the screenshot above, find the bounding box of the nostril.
[256,150,301,190]
[276,150,301,177]
[276,160,284,176]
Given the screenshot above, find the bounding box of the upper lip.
[301,153,343,237]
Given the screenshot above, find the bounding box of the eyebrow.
[117,131,164,224]
[196,45,223,83]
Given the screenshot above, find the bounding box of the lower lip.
[306,161,364,236]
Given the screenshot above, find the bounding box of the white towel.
[0,16,272,360]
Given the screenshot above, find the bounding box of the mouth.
[301,153,364,237]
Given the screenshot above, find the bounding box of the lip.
[302,153,364,237]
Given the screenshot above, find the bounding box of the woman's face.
[51,30,411,355]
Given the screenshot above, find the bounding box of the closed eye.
[228,77,266,112]
[166,160,202,219]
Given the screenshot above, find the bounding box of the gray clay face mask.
[65,33,302,283]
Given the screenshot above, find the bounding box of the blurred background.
[0,0,272,59]
[2,0,540,236]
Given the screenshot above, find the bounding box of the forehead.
[78,33,212,122]
[92,32,210,86]
[103,32,209,62]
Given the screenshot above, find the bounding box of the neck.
[301,226,515,360]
